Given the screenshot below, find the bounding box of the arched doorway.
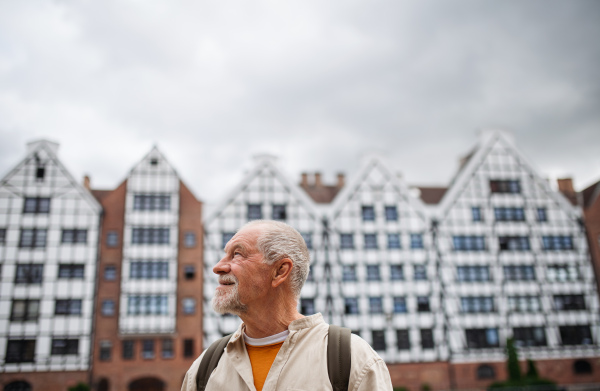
[4,381,32,391]
[573,359,593,375]
[128,377,164,391]
[97,378,109,391]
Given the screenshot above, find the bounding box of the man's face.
[212,225,272,315]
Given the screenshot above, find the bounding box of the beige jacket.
[181,313,393,391]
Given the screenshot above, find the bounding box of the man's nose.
[213,256,231,275]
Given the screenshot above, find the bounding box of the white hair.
[240,220,310,297]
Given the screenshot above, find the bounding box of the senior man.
[181,220,393,391]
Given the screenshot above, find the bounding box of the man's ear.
[272,258,293,288]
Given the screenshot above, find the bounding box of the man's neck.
[241,303,304,338]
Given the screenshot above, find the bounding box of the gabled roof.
[582,180,600,209]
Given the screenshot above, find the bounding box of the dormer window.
[150,158,158,166]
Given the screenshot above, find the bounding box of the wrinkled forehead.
[224,225,262,252]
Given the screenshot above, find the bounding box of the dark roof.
[300,184,341,204]
[416,186,448,205]
[581,180,600,209]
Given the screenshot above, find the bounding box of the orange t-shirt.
[245,341,284,391]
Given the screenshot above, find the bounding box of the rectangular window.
[542,236,574,250]
[494,207,525,222]
[364,234,378,249]
[162,339,174,359]
[460,296,494,313]
[456,266,490,282]
[182,298,196,314]
[106,231,119,247]
[559,325,593,346]
[184,232,196,248]
[5,340,36,363]
[385,206,398,221]
[371,330,386,351]
[417,296,430,312]
[490,180,521,194]
[504,265,536,281]
[345,297,359,314]
[369,297,383,314]
[466,328,499,349]
[396,329,410,350]
[547,264,579,282]
[453,235,485,251]
[51,339,79,355]
[133,194,171,211]
[472,207,482,222]
[142,340,155,359]
[10,299,40,322]
[536,208,547,222]
[19,228,47,248]
[104,265,117,281]
[222,232,235,249]
[272,204,287,221]
[36,166,45,181]
[23,197,50,214]
[0,228,6,244]
[393,297,407,313]
[410,234,424,249]
[340,234,354,249]
[507,296,541,312]
[247,204,262,220]
[421,329,434,349]
[58,264,85,279]
[300,298,315,315]
[387,234,401,249]
[128,295,168,315]
[301,232,313,250]
[554,295,586,311]
[99,341,112,361]
[390,265,404,280]
[342,265,357,282]
[15,264,44,284]
[55,299,82,315]
[131,228,169,245]
[513,327,547,347]
[130,261,169,279]
[184,265,196,280]
[362,206,375,221]
[61,229,88,244]
[414,264,427,281]
[184,339,194,358]
[122,340,134,360]
[498,236,530,251]
[366,265,381,281]
[101,299,115,316]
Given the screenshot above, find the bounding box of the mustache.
[218,274,238,285]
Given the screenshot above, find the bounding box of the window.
[162,339,174,359]
[421,329,434,349]
[472,207,482,222]
[184,265,196,280]
[184,232,196,248]
[142,340,155,359]
[130,261,169,279]
[106,231,119,247]
[417,296,430,312]
[513,327,547,347]
[414,264,427,281]
[507,296,541,312]
[490,180,520,194]
[10,300,40,322]
[340,234,354,249]
[0,228,6,244]
[19,229,47,248]
[573,360,593,375]
[300,298,315,315]
[457,266,490,282]
[366,265,381,281]
[122,340,134,360]
[301,232,312,249]
[150,157,159,165]
[5,340,36,363]
[547,264,579,282]
[387,234,401,249]
[128,295,168,315]
[477,365,496,380]
[23,197,50,214]
[61,229,88,244]
[222,232,235,249]
[99,341,112,361]
[58,264,84,279]
[104,265,116,281]
[133,194,171,211]
[101,300,115,316]
[390,265,404,281]
[554,295,585,311]
[184,339,194,358]
[453,236,485,251]
[4,381,32,391]
[504,265,535,281]
[55,299,82,315]
[466,328,499,349]
[396,330,410,350]
[364,234,378,249]
[498,236,530,251]
[131,228,169,245]
[542,236,574,250]
[461,296,494,313]
[36,166,45,181]
[345,297,359,314]
[410,234,423,249]
[560,325,593,346]
[494,207,525,222]
[15,264,43,284]
[182,298,196,314]
[536,208,547,222]
[393,297,407,313]
[371,330,386,351]
[272,204,287,220]
[247,204,262,220]
[362,206,375,221]
[385,206,398,221]
[51,339,78,355]
[369,297,383,314]
[342,265,357,282]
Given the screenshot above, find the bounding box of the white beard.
[212,275,248,315]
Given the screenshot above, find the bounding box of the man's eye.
[234,251,241,256]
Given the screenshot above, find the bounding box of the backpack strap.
[327,325,352,391]
[195,334,232,391]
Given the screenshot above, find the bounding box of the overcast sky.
[1,0,599,205]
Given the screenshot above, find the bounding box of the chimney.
[315,172,322,187]
[301,172,308,187]
[83,175,91,190]
[336,173,345,189]
[557,178,574,194]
